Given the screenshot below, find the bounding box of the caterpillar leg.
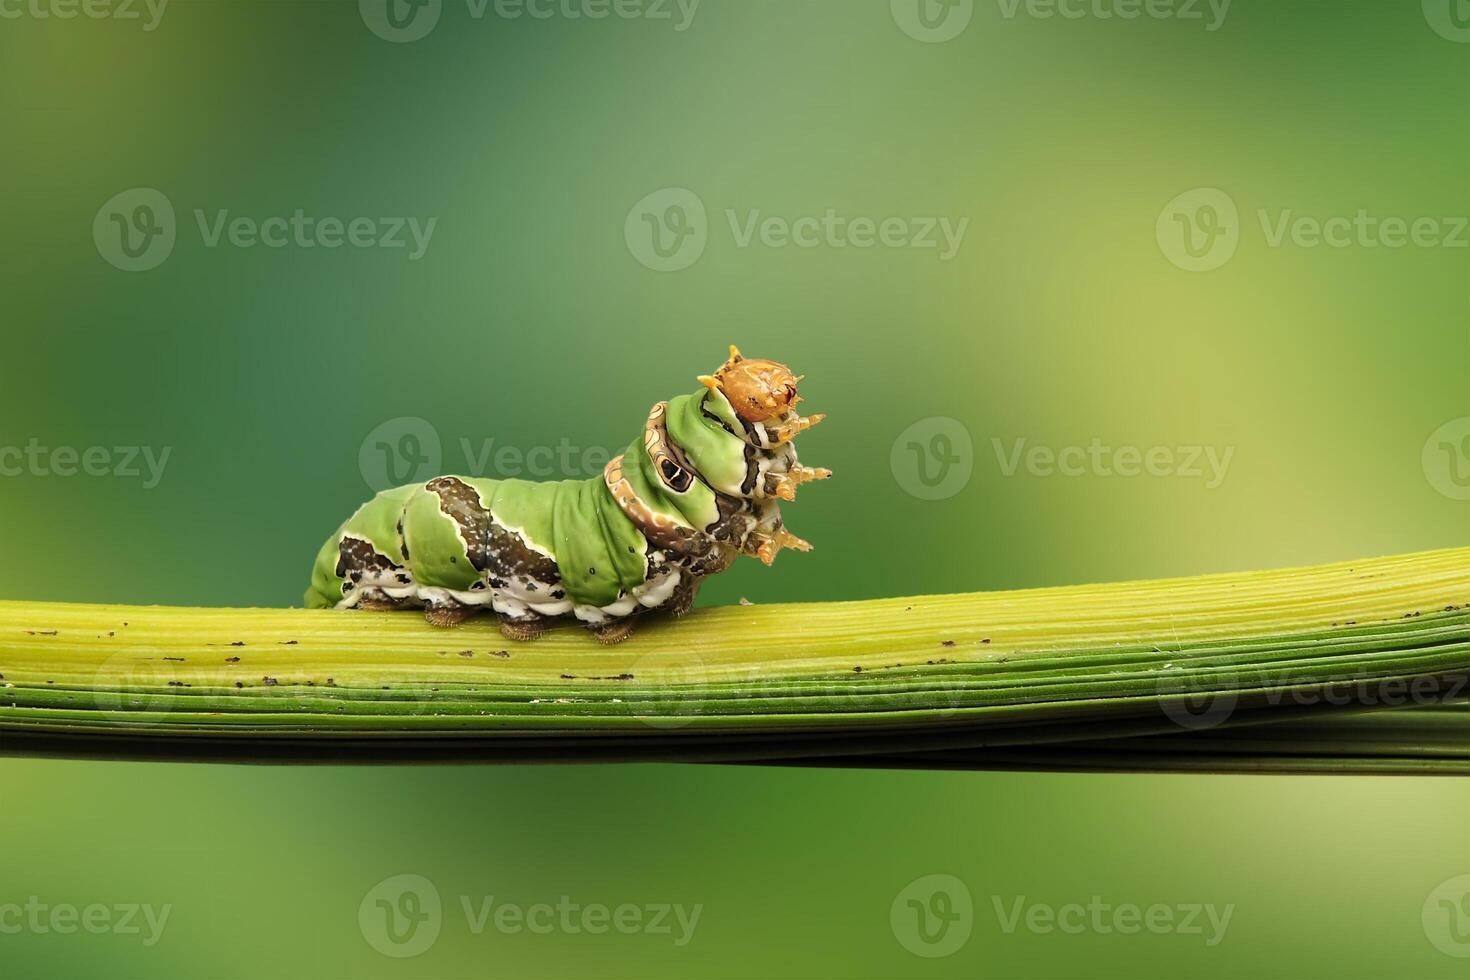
[589,617,638,646]
[499,615,548,642]
[667,574,701,618]
[424,600,479,628]
[353,589,408,611]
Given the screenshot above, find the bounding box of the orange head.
[698,346,804,423]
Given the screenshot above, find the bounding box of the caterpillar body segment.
[306,349,829,643]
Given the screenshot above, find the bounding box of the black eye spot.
[659,459,694,492]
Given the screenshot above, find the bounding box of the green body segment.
[402,485,478,591]
[667,391,748,497]
[608,388,749,534]
[306,475,649,610]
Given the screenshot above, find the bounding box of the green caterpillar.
[305,348,830,644]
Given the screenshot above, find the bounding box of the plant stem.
[0,547,1466,770]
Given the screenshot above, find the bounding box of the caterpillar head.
[698,345,804,423]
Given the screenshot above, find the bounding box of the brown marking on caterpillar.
[337,535,401,580]
[604,453,700,555]
[420,478,565,589]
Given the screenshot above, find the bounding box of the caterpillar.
[305,347,830,644]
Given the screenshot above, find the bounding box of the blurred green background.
[1,0,1467,976]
